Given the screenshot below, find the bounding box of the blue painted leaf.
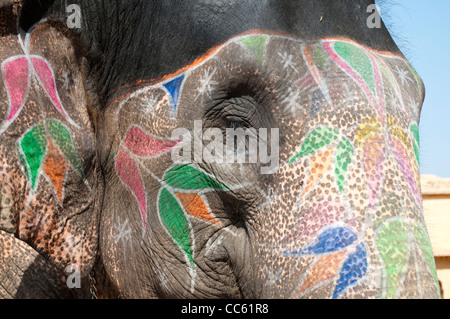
[163,74,185,115]
[333,243,368,299]
[283,227,357,257]
[301,227,357,255]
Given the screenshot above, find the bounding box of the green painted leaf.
[239,35,268,65]
[314,46,327,70]
[376,219,409,299]
[288,127,339,163]
[164,165,227,191]
[411,223,439,291]
[410,124,420,146]
[159,187,194,266]
[47,120,85,179]
[410,124,420,166]
[334,41,375,95]
[18,124,47,190]
[335,138,354,193]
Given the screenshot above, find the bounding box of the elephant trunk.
[232,156,440,299]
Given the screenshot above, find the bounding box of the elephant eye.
[203,95,258,130]
[225,117,249,129]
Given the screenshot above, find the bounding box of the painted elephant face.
[0,0,441,300]
[99,31,439,298]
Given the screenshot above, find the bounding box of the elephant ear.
[0,14,100,298]
[25,21,99,273]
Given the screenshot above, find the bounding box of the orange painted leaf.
[294,251,347,298]
[300,146,334,200]
[175,192,221,226]
[43,140,67,203]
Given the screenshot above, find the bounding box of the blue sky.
[377,0,450,177]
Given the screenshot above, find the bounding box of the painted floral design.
[17,119,85,204]
[1,25,84,206]
[288,126,354,196]
[1,52,78,136]
[158,165,227,266]
[115,125,183,227]
[283,226,367,299]
[115,125,231,292]
[282,37,435,297]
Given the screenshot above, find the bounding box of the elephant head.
[0,0,440,299]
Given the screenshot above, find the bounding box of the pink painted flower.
[1,53,78,135]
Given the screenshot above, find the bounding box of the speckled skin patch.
[98,32,439,298]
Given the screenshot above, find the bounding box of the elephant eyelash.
[225,116,251,129]
[203,95,259,132]
[226,120,245,129]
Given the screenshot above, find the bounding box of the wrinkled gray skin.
[0,0,440,299]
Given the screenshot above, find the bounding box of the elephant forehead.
[114,30,422,124]
[113,30,423,169]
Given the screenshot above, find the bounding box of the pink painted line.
[124,126,182,158]
[390,136,422,210]
[296,73,316,89]
[363,135,386,209]
[2,56,29,122]
[368,54,385,123]
[31,57,69,119]
[116,147,147,227]
[323,41,379,116]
